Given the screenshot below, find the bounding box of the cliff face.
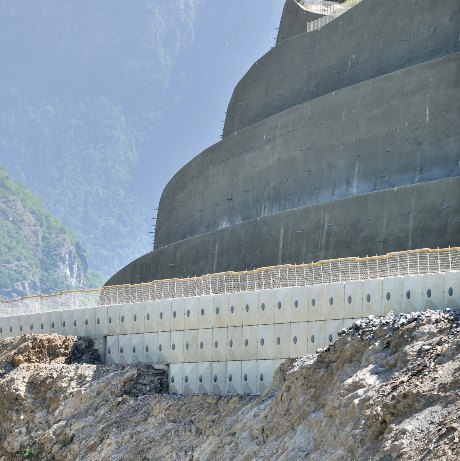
[0,310,458,460]
[0,167,91,299]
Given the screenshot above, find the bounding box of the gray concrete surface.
[276,0,324,44]
[107,177,460,285]
[155,53,460,249]
[224,0,460,136]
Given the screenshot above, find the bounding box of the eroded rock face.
[0,312,459,460]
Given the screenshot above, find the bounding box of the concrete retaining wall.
[2,271,459,394]
[224,0,460,135]
[108,177,460,284]
[154,53,460,250]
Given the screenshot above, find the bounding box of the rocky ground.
[0,310,459,461]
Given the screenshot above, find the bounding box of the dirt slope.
[0,310,458,461]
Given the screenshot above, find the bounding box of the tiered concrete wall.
[108,177,460,283]
[2,271,459,394]
[224,0,460,135]
[154,53,459,249]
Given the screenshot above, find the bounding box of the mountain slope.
[0,0,284,278]
[0,167,101,299]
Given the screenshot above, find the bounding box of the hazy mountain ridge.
[0,0,201,278]
[0,167,101,300]
[0,0,284,280]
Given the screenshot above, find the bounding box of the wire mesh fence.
[1,247,458,316]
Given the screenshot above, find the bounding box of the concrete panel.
[8,316,20,337]
[107,305,120,336]
[61,310,73,336]
[344,281,363,319]
[95,306,109,336]
[199,295,214,329]
[119,304,132,335]
[171,298,185,331]
[309,284,326,321]
[68,310,80,336]
[275,288,291,324]
[184,297,200,331]
[402,276,423,314]
[170,331,184,364]
[444,271,460,309]
[227,292,243,327]
[227,326,243,361]
[243,291,258,326]
[184,329,199,363]
[382,277,403,315]
[257,360,274,394]
[291,286,309,323]
[158,300,172,332]
[29,313,43,334]
[212,328,228,362]
[308,321,326,354]
[106,336,119,364]
[132,334,145,363]
[258,289,276,326]
[169,363,183,394]
[145,301,158,333]
[257,324,275,360]
[197,362,212,394]
[324,283,345,321]
[362,279,383,317]
[242,325,258,360]
[39,312,52,334]
[183,363,197,395]
[211,362,227,394]
[118,335,133,364]
[18,315,30,336]
[422,273,445,311]
[50,311,62,335]
[274,323,291,359]
[197,329,213,362]
[226,361,242,395]
[74,308,97,337]
[212,294,228,329]
[131,303,146,334]
[326,319,345,344]
[290,322,309,358]
[0,317,8,338]
[242,360,258,394]
[144,333,158,363]
[157,331,171,364]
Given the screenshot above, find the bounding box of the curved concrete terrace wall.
[276,0,324,44]
[155,53,460,249]
[108,177,460,285]
[223,0,460,136]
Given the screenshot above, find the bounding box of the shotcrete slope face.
[106,0,460,286]
[224,0,460,135]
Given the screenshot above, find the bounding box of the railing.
[1,248,458,316]
[301,0,363,33]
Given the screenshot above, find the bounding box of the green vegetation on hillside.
[0,99,149,277]
[0,167,104,299]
